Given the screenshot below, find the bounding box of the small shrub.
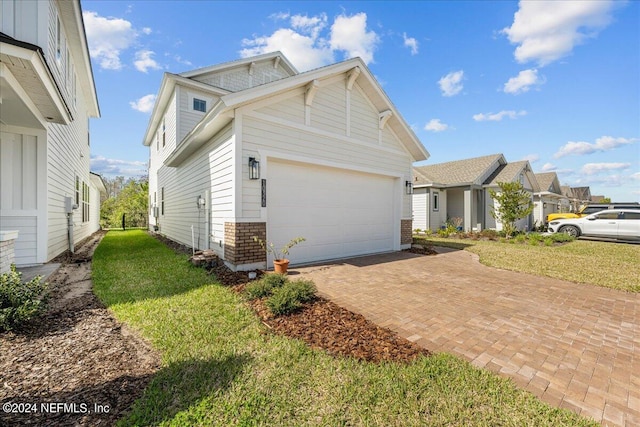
[549,233,575,243]
[286,279,317,303]
[265,279,317,316]
[543,237,554,246]
[244,273,288,300]
[266,286,302,316]
[528,233,544,245]
[514,234,526,244]
[0,266,47,331]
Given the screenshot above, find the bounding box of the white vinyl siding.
[310,80,346,135]
[412,188,428,231]
[0,131,41,265]
[156,124,234,255]
[177,87,220,143]
[349,85,379,143]
[191,61,291,92]
[255,92,305,125]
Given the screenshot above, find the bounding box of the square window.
[193,98,206,112]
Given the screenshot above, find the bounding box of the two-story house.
[144,52,429,271]
[0,0,102,267]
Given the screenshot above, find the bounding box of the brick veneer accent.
[0,239,15,274]
[224,222,267,265]
[400,219,413,245]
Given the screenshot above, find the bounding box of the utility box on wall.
[65,197,78,214]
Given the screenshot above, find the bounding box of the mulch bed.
[0,231,160,427]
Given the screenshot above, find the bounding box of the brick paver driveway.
[295,248,639,426]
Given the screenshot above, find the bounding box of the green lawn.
[92,230,595,426]
[414,235,640,292]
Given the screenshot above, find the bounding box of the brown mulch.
[0,231,160,427]
[247,296,431,363]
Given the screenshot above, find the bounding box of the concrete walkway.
[294,249,639,426]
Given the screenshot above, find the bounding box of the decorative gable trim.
[346,67,361,91]
[249,62,256,76]
[305,80,320,107]
[379,110,393,130]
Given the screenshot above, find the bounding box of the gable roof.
[534,172,560,194]
[413,154,505,187]
[162,55,430,166]
[484,160,540,192]
[180,51,298,79]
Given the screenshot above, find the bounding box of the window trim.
[433,191,439,212]
[193,98,207,112]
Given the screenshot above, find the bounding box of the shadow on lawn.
[122,353,253,425]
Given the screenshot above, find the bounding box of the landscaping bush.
[0,266,47,331]
[265,279,317,316]
[285,279,317,303]
[244,273,288,300]
[549,233,575,243]
[266,285,302,316]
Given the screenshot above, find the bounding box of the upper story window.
[162,120,166,147]
[193,98,206,112]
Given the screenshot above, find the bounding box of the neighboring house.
[413,154,539,232]
[413,154,506,232]
[0,0,101,266]
[561,186,592,212]
[483,160,539,232]
[144,52,429,271]
[533,172,565,226]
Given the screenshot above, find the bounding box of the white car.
[548,209,640,241]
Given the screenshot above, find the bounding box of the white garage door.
[267,159,396,265]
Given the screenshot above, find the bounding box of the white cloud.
[240,12,379,72]
[329,13,379,64]
[90,155,148,177]
[473,110,527,122]
[581,162,631,175]
[403,33,419,55]
[501,0,617,66]
[424,119,449,132]
[141,27,152,35]
[438,70,464,97]
[291,13,327,39]
[241,28,333,71]
[554,136,638,158]
[503,69,544,94]
[83,11,137,70]
[542,162,557,172]
[134,50,162,73]
[522,154,539,163]
[129,94,157,113]
[632,172,640,181]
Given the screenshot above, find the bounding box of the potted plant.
[252,236,306,274]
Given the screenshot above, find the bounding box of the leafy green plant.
[265,279,317,316]
[266,286,302,315]
[489,181,534,238]
[285,279,317,303]
[244,273,288,300]
[549,233,575,243]
[252,236,306,261]
[0,265,48,331]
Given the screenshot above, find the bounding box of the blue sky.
[82,0,639,201]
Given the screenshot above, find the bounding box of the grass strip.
[415,236,640,292]
[93,230,596,426]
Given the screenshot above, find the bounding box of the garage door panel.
[268,159,396,265]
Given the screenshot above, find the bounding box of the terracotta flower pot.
[273,259,290,274]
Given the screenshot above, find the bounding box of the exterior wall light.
[405,180,413,195]
[249,157,260,180]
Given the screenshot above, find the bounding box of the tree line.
[100,176,148,229]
